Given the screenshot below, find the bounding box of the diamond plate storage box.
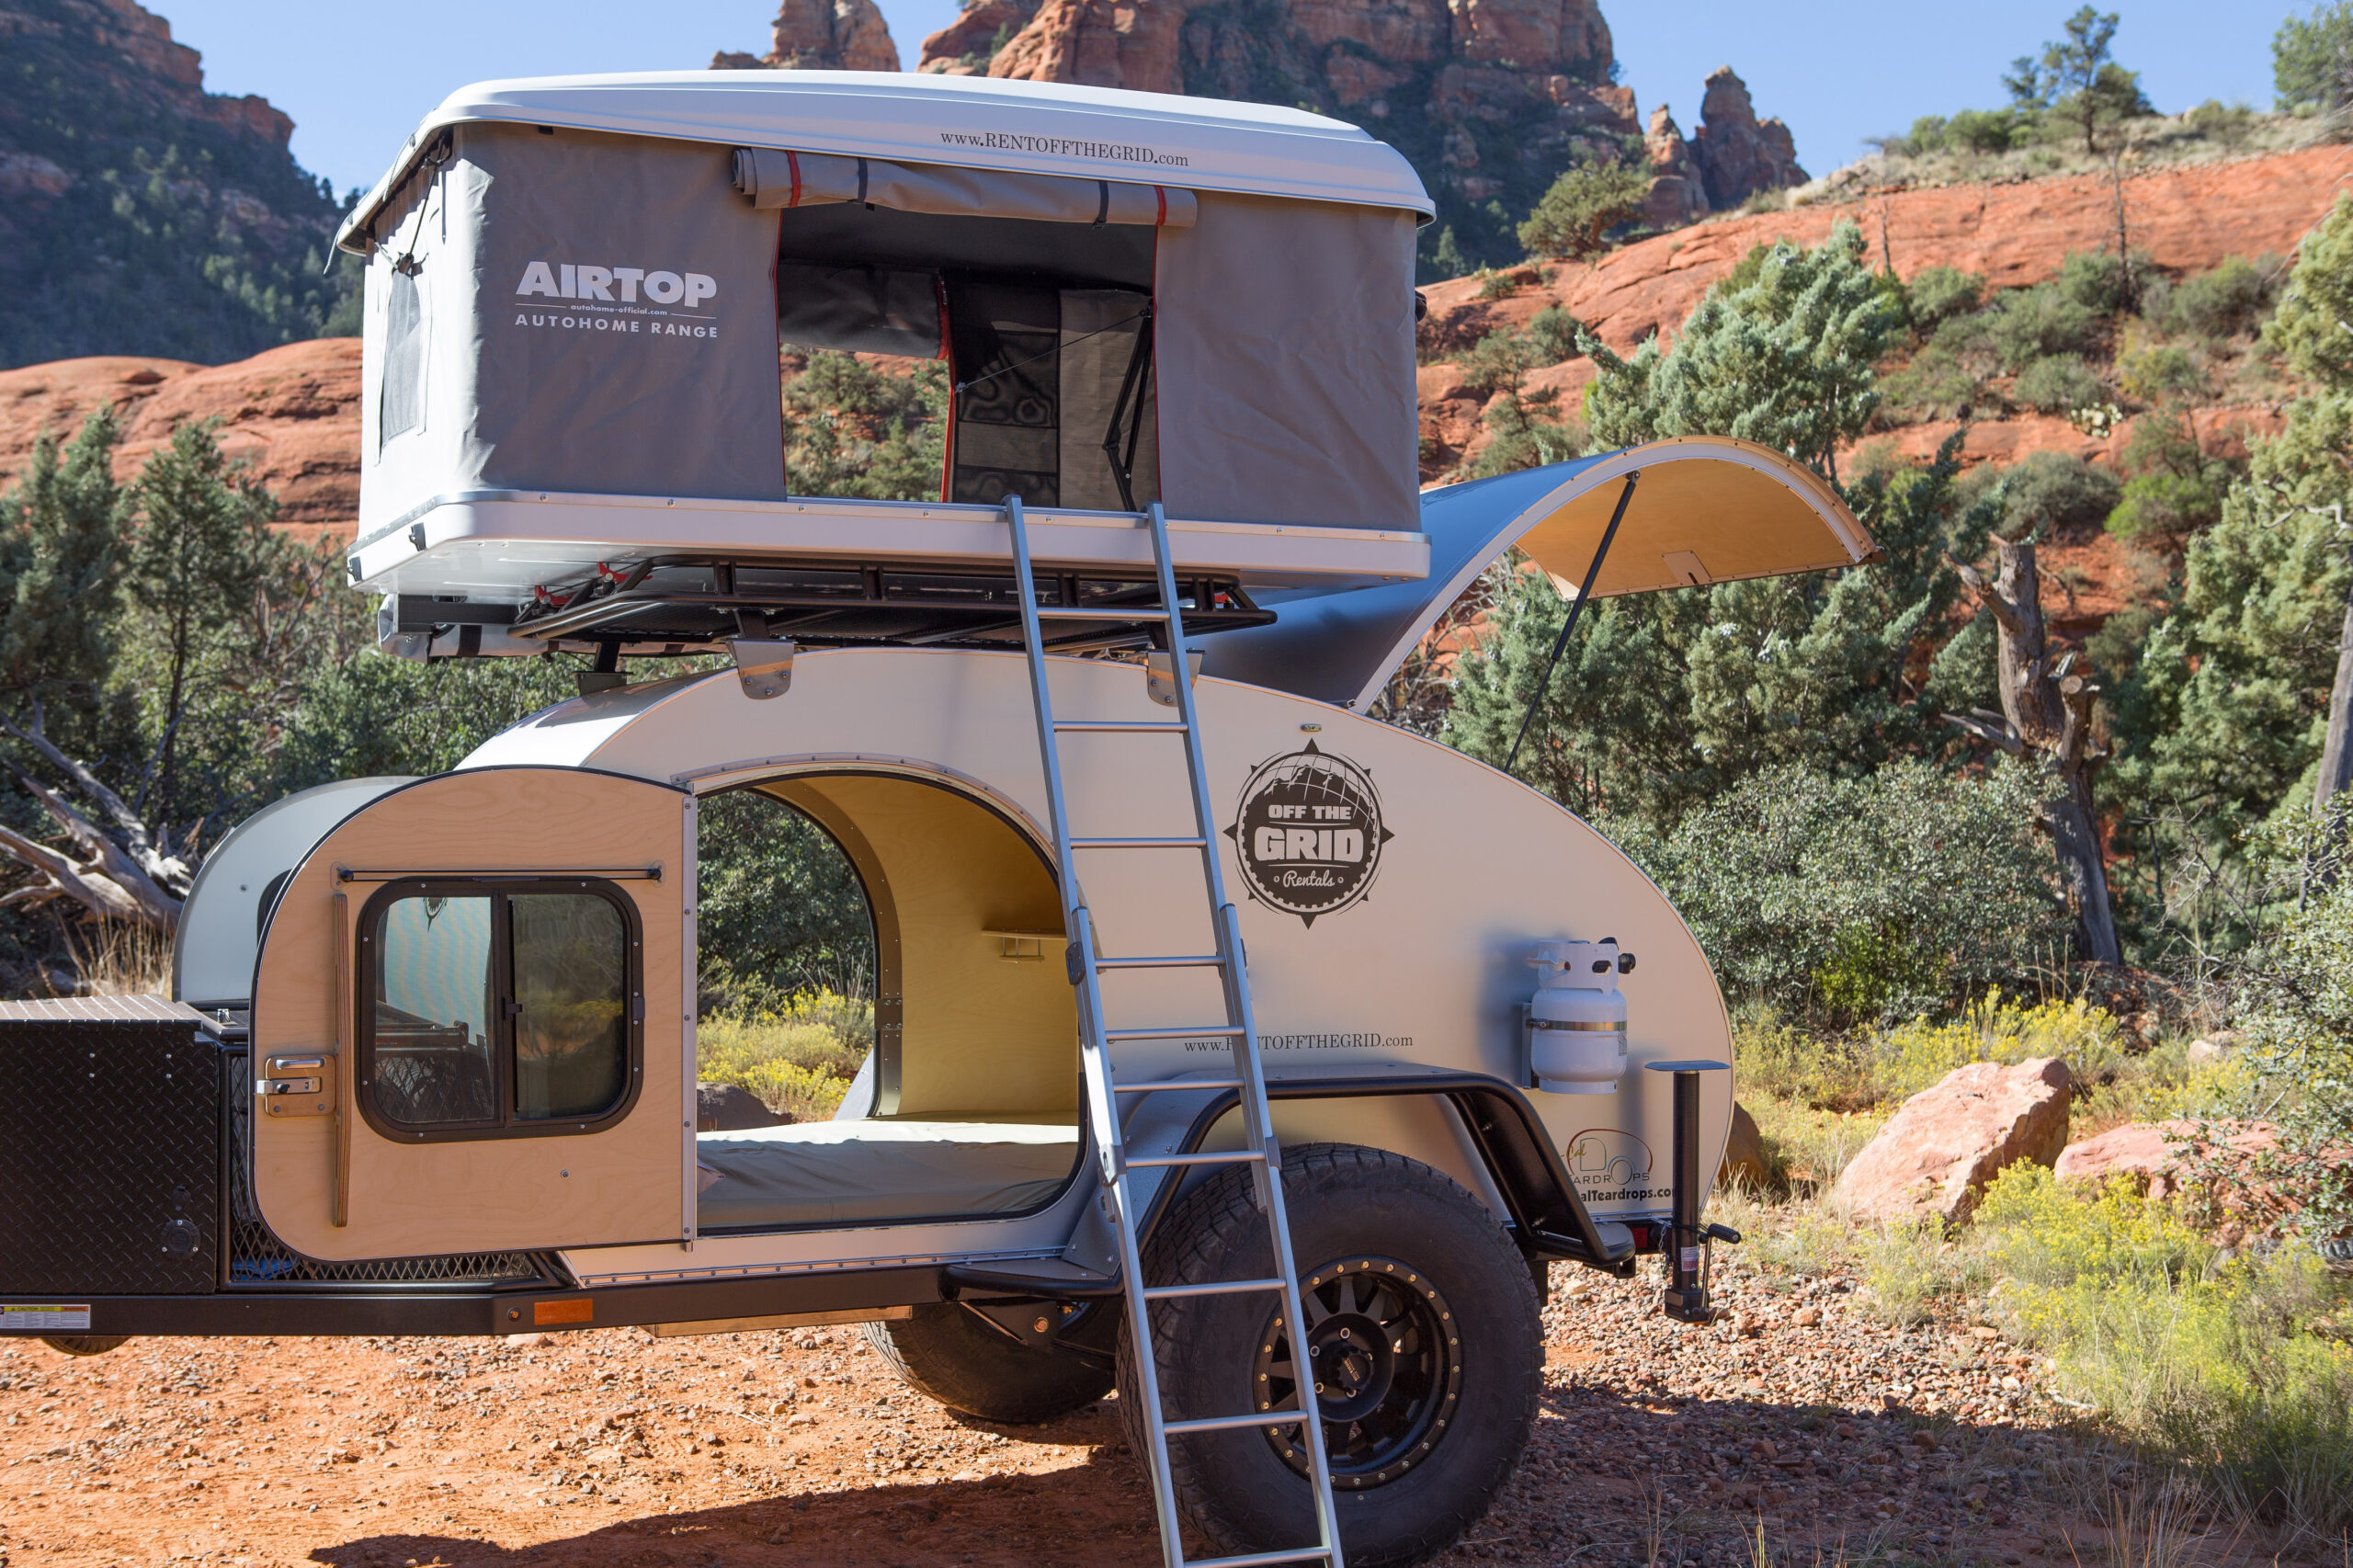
[0,996,222,1295]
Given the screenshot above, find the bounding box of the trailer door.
[249,767,693,1262]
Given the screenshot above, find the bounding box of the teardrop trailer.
[0,73,1883,1568]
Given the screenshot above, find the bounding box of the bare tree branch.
[5,774,182,929]
[0,706,193,894]
[0,818,160,926]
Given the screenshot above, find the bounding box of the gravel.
[0,1254,2178,1568]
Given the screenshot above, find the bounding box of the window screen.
[360,881,639,1140]
[380,265,426,448]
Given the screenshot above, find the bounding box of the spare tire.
[864,1303,1113,1424]
[41,1335,129,1357]
[1120,1142,1541,1568]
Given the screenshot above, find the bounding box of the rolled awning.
[733,147,1199,227]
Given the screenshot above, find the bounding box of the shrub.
[1985,283,2099,369]
[1905,266,1985,327]
[2057,248,2131,316]
[2116,341,2206,403]
[2107,408,2235,539]
[1517,162,1652,260]
[1978,1164,2353,1532]
[1875,993,2128,1100]
[698,991,873,1121]
[1978,449,2123,538]
[1948,106,2030,153]
[2163,255,2279,340]
[2013,352,2107,412]
[1614,761,2067,1025]
[2229,845,2353,1240]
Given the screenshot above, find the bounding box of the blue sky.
[164,0,2302,198]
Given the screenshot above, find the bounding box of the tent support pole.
[1502,470,1639,777]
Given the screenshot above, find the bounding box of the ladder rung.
[1164,1410,1310,1435]
[1128,1150,1266,1171]
[1103,1024,1245,1040]
[1054,720,1190,733]
[1113,1077,1245,1094]
[1183,1551,1336,1568]
[1035,607,1171,621]
[1071,835,1208,849]
[1142,1276,1287,1301]
[1095,953,1224,970]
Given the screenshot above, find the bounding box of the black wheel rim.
[1248,1256,1461,1490]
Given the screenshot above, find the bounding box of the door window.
[358,880,641,1141]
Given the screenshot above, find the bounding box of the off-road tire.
[40,1335,128,1357]
[864,1303,1113,1424]
[1118,1142,1541,1568]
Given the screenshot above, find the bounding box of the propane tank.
[1527,938,1630,1095]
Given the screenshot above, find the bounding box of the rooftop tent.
[1195,437,1882,708]
[338,73,1432,544]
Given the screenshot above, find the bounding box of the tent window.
[380,265,426,449]
[358,879,642,1142]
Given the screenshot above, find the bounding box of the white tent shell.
[334,71,1435,254]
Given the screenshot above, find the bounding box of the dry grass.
[63,921,171,996]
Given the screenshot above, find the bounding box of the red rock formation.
[712,0,901,72]
[1642,105,1709,230]
[916,0,1641,216]
[1688,66,1806,210]
[60,0,295,147]
[0,340,361,531]
[2053,1119,2279,1200]
[1832,1058,2072,1228]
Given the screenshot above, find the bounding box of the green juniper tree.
[2104,197,2353,951]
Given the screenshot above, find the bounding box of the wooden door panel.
[251,767,690,1261]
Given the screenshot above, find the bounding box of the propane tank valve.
[1526,939,1629,1095]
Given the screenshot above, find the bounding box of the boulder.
[697,1082,788,1133]
[2186,1030,2240,1066]
[1831,1058,2071,1228]
[2054,1119,2279,1199]
[1717,1100,1770,1189]
[1688,66,1809,210]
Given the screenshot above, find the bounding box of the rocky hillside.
[0,0,354,369]
[718,0,1808,272]
[1418,143,2353,467]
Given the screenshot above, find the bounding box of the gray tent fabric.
[453,124,785,503]
[777,263,941,358]
[734,147,1197,228]
[1153,192,1419,531]
[1057,289,1157,511]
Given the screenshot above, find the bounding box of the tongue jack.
[1645,1059,1733,1324]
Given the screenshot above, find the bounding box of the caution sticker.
[3,1305,91,1332]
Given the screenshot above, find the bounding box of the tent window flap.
[735,147,1197,229]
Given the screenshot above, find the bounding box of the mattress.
[695,1118,1081,1230]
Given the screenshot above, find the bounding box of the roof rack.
[384,553,1269,660]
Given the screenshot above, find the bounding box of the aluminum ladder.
[1006,495,1347,1568]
